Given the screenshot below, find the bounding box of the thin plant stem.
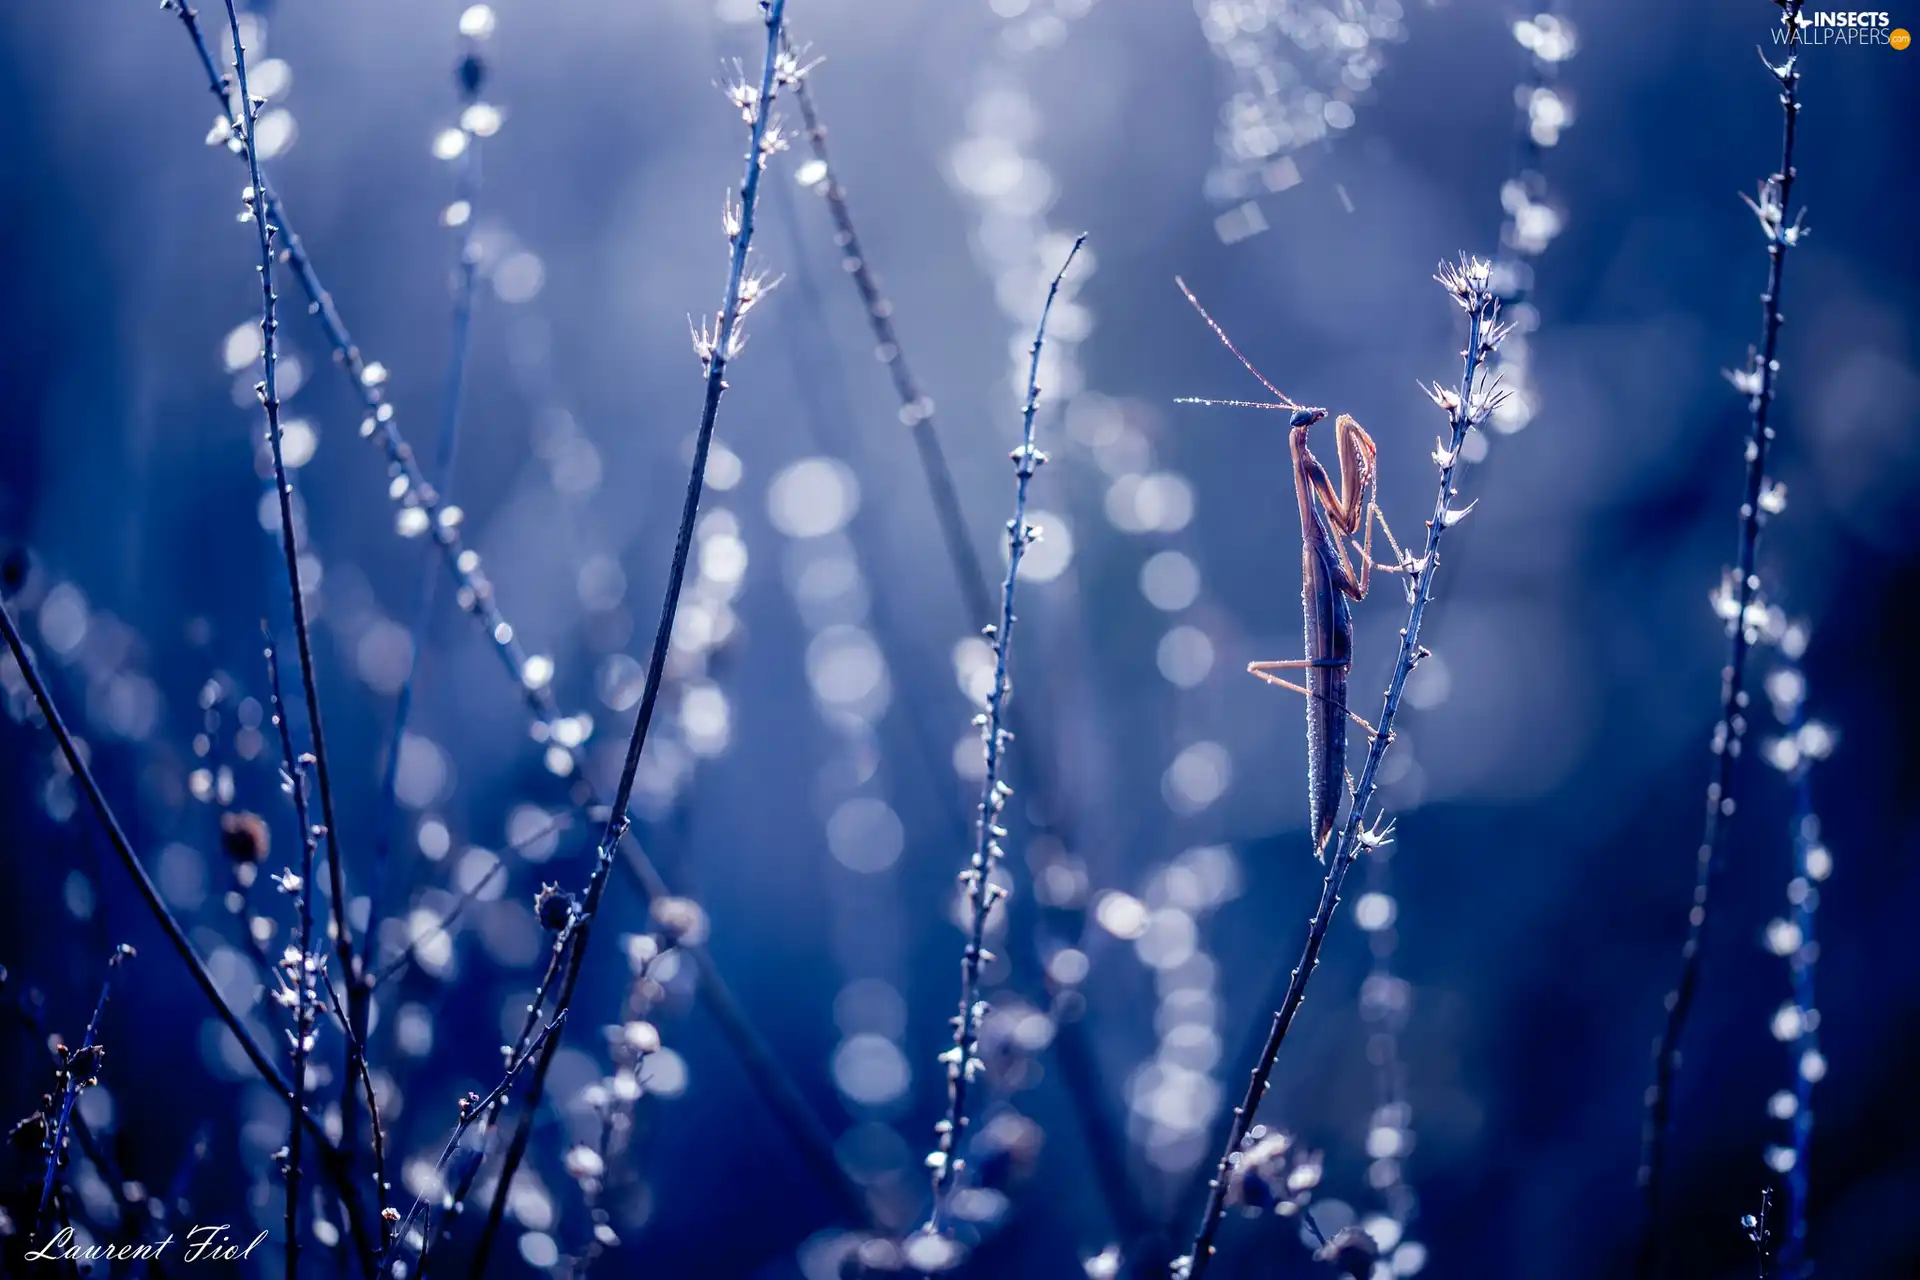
[569,936,672,1277]
[367,24,491,974]
[768,170,1149,1247]
[766,151,1157,1245]
[1177,259,1508,1280]
[1746,1186,1777,1280]
[1327,12,1579,1248]
[1638,8,1806,1270]
[263,628,322,1279]
[198,682,302,995]
[368,811,572,987]
[318,968,393,1253]
[424,916,572,1271]
[926,233,1084,1235]
[162,8,844,1196]
[785,46,1151,1250]
[216,4,360,1060]
[466,7,807,1270]
[35,945,133,1242]
[373,856,510,986]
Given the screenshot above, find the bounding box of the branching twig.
[378,1012,565,1277]
[567,932,676,1276]
[35,945,134,1243]
[424,909,574,1273]
[1745,1186,1777,1280]
[925,233,1084,1236]
[465,6,803,1270]
[5,985,146,1268]
[1638,7,1807,1270]
[1176,258,1509,1280]
[373,856,510,987]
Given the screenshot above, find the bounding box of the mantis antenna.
[1173,276,1316,415]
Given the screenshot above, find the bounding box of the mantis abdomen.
[1303,537,1354,859]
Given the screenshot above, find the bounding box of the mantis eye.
[1289,407,1326,428]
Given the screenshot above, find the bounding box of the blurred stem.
[1779,661,1821,1277]
[367,41,488,976]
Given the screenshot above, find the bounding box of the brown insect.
[1175,279,1407,858]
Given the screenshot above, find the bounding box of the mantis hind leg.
[1246,659,1379,736]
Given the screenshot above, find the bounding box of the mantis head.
[1289,406,1327,428]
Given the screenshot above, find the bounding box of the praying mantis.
[1175,279,1408,859]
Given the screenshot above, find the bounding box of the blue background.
[3,1,1918,1277]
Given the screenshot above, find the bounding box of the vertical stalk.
[786,49,1150,1247]
[465,5,799,1271]
[926,235,1084,1235]
[1637,8,1805,1271]
[264,630,322,1276]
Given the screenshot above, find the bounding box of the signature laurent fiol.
[25,1224,270,1265]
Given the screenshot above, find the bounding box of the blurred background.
[3,0,1918,1276]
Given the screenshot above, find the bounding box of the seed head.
[1314,1226,1379,1279]
[534,882,576,932]
[220,810,271,864]
[651,896,709,947]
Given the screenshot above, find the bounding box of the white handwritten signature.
[25,1225,270,1265]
